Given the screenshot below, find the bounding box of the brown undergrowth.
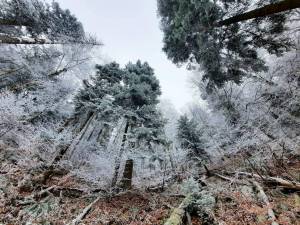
[1,147,299,225]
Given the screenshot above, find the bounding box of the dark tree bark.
[218,0,300,26]
[119,159,134,190]
[111,120,130,187]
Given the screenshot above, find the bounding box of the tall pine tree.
[177,114,209,162]
[73,61,166,187]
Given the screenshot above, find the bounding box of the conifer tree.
[111,61,165,187]
[74,62,123,123]
[74,61,166,187]
[0,0,98,45]
[157,0,293,90]
[177,114,209,162]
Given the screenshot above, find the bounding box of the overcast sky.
[55,0,196,110]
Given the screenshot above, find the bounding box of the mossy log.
[164,194,193,225]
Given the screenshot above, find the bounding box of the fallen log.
[252,181,279,225]
[236,172,300,191]
[164,194,193,225]
[68,195,102,225]
[214,173,234,182]
[33,185,56,200]
[213,173,251,186]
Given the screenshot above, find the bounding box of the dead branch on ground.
[68,195,103,225]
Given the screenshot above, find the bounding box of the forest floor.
[1,148,300,225]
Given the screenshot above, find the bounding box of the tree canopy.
[157,0,292,90]
[0,0,98,45]
[75,61,166,147]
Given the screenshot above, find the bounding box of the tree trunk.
[52,112,96,164]
[111,120,129,187]
[69,113,96,156]
[218,0,300,26]
[77,112,93,133]
[97,124,110,146]
[77,113,96,143]
[87,123,98,142]
[119,159,134,190]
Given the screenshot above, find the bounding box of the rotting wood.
[77,111,93,133]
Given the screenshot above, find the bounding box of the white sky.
[54,0,195,110]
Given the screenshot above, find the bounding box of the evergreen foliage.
[0,0,92,44]
[177,114,209,161]
[74,62,123,122]
[157,0,292,90]
[75,61,166,149]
